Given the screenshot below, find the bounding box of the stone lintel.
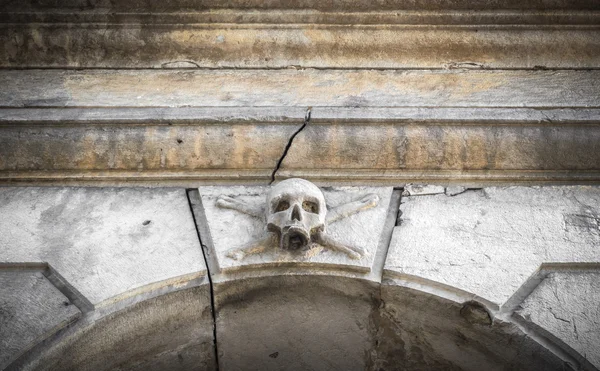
[0,70,599,186]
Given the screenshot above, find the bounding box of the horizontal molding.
[1,107,600,125]
[1,25,599,68]
[1,69,598,186]
[0,170,272,186]
[278,122,600,170]
[0,119,599,185]
[277,170,600,185]
[0,107,307,124]
[2,11,600,25]
[2,0,599,12]
[1,170,600,187]
[1,70,599,108]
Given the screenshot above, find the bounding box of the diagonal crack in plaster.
[270,107,311,184]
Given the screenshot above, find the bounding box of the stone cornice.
[0,69,598,186]
[1,24,599,68]
[2,10,600,25]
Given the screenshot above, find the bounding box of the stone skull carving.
[216,178,379,260]
[266,178,326,251]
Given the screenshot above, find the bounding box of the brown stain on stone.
[441,129,465,169]
[1,123,599,174]
[76,133,99,170]
[464,128,489,170]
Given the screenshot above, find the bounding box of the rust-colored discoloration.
[3,122,598,177]
[0,124,298,172]
[281,123,600,172]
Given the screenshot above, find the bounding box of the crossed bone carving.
[216,178,379,260]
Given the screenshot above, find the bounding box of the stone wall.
[1,183,598,370]
[1,2,599,369]
[0,2,599,186]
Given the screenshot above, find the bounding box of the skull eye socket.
[302,201,319,214]
[274,200,290,212]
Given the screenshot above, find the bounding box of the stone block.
[0,270,80,370]
[382,185,600,370]
[386,186,600,308]
[375,283,568,371]
[214,275,377,371]
[0,187,216,371]
[0,187,206,307]
[516,272,600,370]
[11,287,216,371]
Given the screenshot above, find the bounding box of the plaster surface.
[386,186,600,308]
[516,272,600,370]
[0,187,206,307]
[0,271,80,370]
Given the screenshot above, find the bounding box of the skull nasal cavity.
[291,204,303,221]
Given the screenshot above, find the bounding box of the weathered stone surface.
[198,184,393,274]
[445,186,468,196]
[1,10,598,26]
[0,69,598,186]
[193,182,397,370]
[516,272,600,370]
[3,0,599,12]
[1,119,599,186]
[1,70,599,108]
[214,276,377,371]
[0,122,301,176]
[0,187,206,306]
[402,184,445,196]
[0,270,80,370]
[278,123,600,184]
[386,186,600,308]
[375,283,568,371]
[1,25,599,68]
[10,286,216,371]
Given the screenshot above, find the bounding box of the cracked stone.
[402,184,445,196]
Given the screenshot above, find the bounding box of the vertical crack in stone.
[186,190,220,371]
[270,107,311,184]
[367,188,403,370]
[372,188,403,281]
